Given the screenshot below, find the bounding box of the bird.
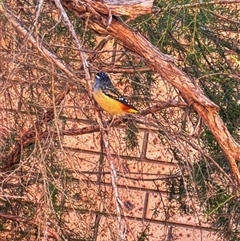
[93,72,138,115]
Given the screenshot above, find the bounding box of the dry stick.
[33,0,44,27]
[53,0,90,80]
[104,134,126,240]
[94,117,125,240]
[53,1,125,239]
[0,212,61,241]
[2,86,70,170]
[0,5,78,81]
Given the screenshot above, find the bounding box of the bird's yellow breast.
[93,90,138,114]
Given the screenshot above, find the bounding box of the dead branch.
[53,0,91,80]
[0,212,60,241]
[2,85,70,170]
[0,5,79,83]
[103,128,126,240]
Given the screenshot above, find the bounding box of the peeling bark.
[85,0,154,19]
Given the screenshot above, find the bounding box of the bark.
[61,0,240,184]
[85,0,154,19]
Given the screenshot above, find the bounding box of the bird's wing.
[102,85,137,110]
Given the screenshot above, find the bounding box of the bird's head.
[94,72,112,90]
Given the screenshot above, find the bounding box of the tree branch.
[2,85,70,170]
[60,0,240,184]
[0,5,79,82]
[1,101,183,170]
[0,212,60,241]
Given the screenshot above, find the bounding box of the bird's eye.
[96,73,101,79]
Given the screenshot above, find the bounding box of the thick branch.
[85,0,154,19]
[61,0,240,183]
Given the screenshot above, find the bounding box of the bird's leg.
[107,116,115,129]
[101,117,115,131]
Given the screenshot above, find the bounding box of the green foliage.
[133,3,240,240]
[167,176,192,214]
[124,119,139,150]
[137,225,150,241]
[1,0,240,240]
[167,158,240,241]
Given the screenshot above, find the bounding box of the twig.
[53,0,90,80]
[103,131,125,240]
[0,5,78,81]
[2,85,70,170]
[0,212,61,241]
[171,0,240,10]
[1,101,186,170]
[33,0,44,27]
[92,106,125,239]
